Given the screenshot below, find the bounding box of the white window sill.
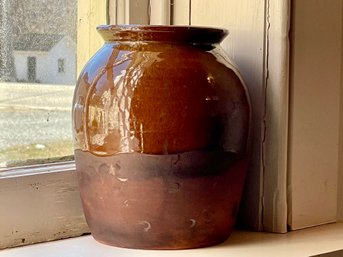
[1,223,343,257]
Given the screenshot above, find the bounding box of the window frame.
[0,162,88,249]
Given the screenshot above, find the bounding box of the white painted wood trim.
[288,0,342,230]
[115,0,130,24]
[149,0,170,25]
[109,0,167,25]
[0,163,89,250]
[77,0,107,75]
[261,0,290,233]
[129,0,150,25]
[108,0,117,24]
[171,0,190,25]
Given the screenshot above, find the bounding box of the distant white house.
[13,34,76,85]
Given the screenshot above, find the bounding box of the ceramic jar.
[72,25,250,250]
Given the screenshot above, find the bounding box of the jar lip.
[97,25,229,44]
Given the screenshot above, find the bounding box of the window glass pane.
[0,0,76,168]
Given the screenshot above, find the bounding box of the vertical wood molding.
[108,0,117,24]
[129,0,150,24]
[172,0,190,25]
[108,0,130,24]
[149,0,170,25]
[262,0,290,233]
[288,0,342,230]
[77,0,107,75]
[109,0,154,25]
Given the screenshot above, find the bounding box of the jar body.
[73,26,250,249]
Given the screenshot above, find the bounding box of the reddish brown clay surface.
[73,25,250,249]
[76,150,248,249]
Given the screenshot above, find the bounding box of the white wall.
[13,37,76,85]
[13,53,26,81]
[46,37,76,85]
[13,51,48,82]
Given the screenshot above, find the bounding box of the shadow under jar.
[72,25,251,250]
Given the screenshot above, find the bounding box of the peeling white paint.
[0,166,89,249]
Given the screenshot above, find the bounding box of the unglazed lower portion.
[75,150,247,249]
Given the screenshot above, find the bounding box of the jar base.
[91,231,232,250]
[76,150,247,250]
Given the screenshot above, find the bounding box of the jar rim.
[97,25,228,44]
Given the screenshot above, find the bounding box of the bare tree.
[11,0,77,40]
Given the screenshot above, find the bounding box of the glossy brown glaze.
[72,25,250,249]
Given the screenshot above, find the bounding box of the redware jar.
[72,25,250,250]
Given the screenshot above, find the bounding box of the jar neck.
[97,25,228,45]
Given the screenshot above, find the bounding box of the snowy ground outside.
[0,82,75,167]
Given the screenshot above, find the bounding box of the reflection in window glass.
[0,0,77,168]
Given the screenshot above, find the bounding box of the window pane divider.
[0,161,75,179]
